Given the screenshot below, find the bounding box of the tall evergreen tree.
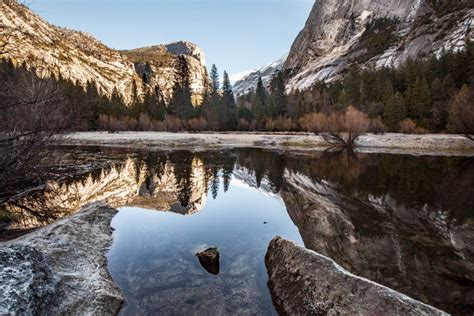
[253,77,267,123]
[202,64,221,130]
[85,81,100,129]
[345,67,361,105]
[168,56,194,120]
[221,71,238,130]
[210,64,219,93]
[336,89,349,110]
[382,79,394,105]
[430,77,448,131]
[109,88,126,117]
[383,92,406,131]
[270,70,289,117]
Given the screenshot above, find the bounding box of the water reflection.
[108,179,301,315]
[1,147,473,314]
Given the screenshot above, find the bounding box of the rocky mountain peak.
[164,41,206,65]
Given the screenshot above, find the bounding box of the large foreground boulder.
[0,202,124,315]
[265,236,448,315]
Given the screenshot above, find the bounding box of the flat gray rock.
[0,202,124,315]
[265,236,448,315]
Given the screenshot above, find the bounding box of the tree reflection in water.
[0,147,473,313]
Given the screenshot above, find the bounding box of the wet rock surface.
[265,236,448,315]
[196,247,220,275]
[0,202,124,315]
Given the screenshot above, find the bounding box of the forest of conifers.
[1,42,473,135]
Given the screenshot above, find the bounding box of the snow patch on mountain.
[233,53,288,96]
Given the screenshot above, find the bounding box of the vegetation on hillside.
[1,42,473,140]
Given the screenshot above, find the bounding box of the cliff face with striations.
[0,1,207,105]
[284,0,474,90]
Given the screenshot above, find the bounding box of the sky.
[28,0,314,83]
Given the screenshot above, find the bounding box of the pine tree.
[253,77,267,123]
[431,77,444,102]
[442,74,455,96]
[168,56,194,120]
[221,71,238,130]
[270,70,289,117]
[110,88,126,117]
[201,64,221,130]
[210,64,219,93]
[85,81,100,129]
[336,89,349,110]
[418,76,432,126]
[345,67,361,105]
[383,92,406,131]
[382,79,394,105]
[130,81,146,118]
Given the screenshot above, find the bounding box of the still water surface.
[1,147,473,314]
[108,177,302,315]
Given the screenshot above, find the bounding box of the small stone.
[196,247,220,275]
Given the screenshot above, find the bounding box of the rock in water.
[265,236,448,315]
[196,247,220,275]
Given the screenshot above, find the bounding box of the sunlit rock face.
[280,169,474,314]
[122,42,207,105]
[284,0,474,90]
[0,1,207,105]
[2,157,209,231]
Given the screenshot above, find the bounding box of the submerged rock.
[265,236,448,315]
[196,247,220,275]
[0,202,124,315]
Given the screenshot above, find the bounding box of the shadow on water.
[1,146,473,314]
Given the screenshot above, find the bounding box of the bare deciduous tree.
[299,106,370,149]
[0,63,70,196]
[449,85,474,141]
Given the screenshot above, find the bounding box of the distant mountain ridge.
[283,0,474,91]
[0,1,207,105]
[233,53,288,96]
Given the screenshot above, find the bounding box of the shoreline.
[63,132,474,156]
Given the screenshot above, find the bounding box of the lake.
[1,147,473,314]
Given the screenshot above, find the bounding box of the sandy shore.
[63,132,474,156]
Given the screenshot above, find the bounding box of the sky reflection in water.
[108,174,302,315]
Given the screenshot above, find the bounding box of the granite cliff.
[0,1,207,105]
[284,0,473,90]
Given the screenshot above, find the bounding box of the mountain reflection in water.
[1,147,473,314]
